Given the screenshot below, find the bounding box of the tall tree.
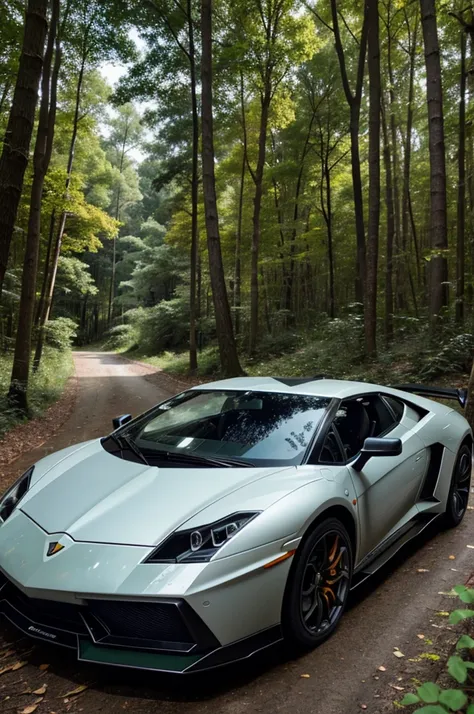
[201,0,242,376]
[105,103,143,325]
[420,0,448,323]
[455,24,467,324]
[313,0,368,306]
[9,0,60,411]
[0,0,49,299]
[365,0,381,356]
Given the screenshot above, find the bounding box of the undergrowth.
[0,347,74,439]
[115,316,474,386]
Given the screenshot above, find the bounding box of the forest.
[1,0,474,428]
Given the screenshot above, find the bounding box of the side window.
[319,428,345,464]
[363,395,396,436]
[334,399,371,459]
[333,395,398,460]
[382,395,405,423]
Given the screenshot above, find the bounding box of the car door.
[330,394,427,561]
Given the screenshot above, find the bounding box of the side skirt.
[351,513,440,589]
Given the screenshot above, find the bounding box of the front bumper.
[0,570,281,672]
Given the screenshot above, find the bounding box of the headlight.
[145,511,260,563]
[0,466,34,524]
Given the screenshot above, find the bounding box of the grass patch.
[0,347,74,439]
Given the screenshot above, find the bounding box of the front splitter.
[0,596,282,674]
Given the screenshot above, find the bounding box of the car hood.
[19,439,291,547]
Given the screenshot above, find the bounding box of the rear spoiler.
[391,384,468,409]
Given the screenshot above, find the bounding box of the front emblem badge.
[47,542,64,557]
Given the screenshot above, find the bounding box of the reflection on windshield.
[125,390,330,466]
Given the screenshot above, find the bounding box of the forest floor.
[0,351,473,714]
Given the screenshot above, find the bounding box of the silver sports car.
[0,377,471,673]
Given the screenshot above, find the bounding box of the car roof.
[191,376,392,400]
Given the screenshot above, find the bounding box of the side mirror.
[352,437,402,472]
[112,414,132,430]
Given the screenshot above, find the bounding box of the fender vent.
[420,443,444,501]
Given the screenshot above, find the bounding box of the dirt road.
[0,351,473,714]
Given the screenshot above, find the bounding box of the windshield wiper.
[145,450,253,468]
[107,433,149,466]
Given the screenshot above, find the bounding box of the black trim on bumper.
[0,572,280,673]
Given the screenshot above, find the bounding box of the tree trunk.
[9,0,59,411]
[234,147,245,336]
[382,98,394,343]
[401,11,419,293]
[420,0,449,323]
[35,209,56,327]
[464,354,474,429]
[249,88,271,355]
[325,154,335,320]
[33,45,86,372]
[330,0,368,306]
[456,29,466,324]
[201,0,242,377]
[0,0,49,299]
[365,0,381,357]
[188,0,198,374]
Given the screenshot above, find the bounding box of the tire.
[281,517,353,652]
[443,442,472,528]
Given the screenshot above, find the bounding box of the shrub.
[420,333,474,379]
[103,323,138,351]
[43,317,77,352]
[128,300,190,354]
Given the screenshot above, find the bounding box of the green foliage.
[43,318,78,352]
[420,335,474,380]
[128,299,190,354]
[0,348,73,439]
[103,323,138,351]
[400,587,474,712]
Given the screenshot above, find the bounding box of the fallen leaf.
[467,545,474,549]
[417,568,429,573]
[436,611,449,617]
[62,685,88,697]
[378,666,387,672]
[300,674,310,678]
[0,649,14,660]
[389,684,405,691]
[0,664,13,676]
[38,664,49,671]
[393,650,405,658]
[20,701,43,714]
[361,706,367,711]
[449,555,456,560]
[33,684,47,695]
[467,506,474,510]
[417,634,425,640]
[11,661,27,671]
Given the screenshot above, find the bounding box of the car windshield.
[120,390,330,467]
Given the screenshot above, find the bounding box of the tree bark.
[188,0,198,374]
[0,0,49,299]
[330,0,368,306]
[456,29,466,324]
[249,87,271,355]
[401,10,419,290]
[365,0,381,357]
[420,0,449,323]
[33,37,86,372]
[9,0,59,411]
[35,209,56,328]
[201,0,242,376]
[382,97,394,343]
